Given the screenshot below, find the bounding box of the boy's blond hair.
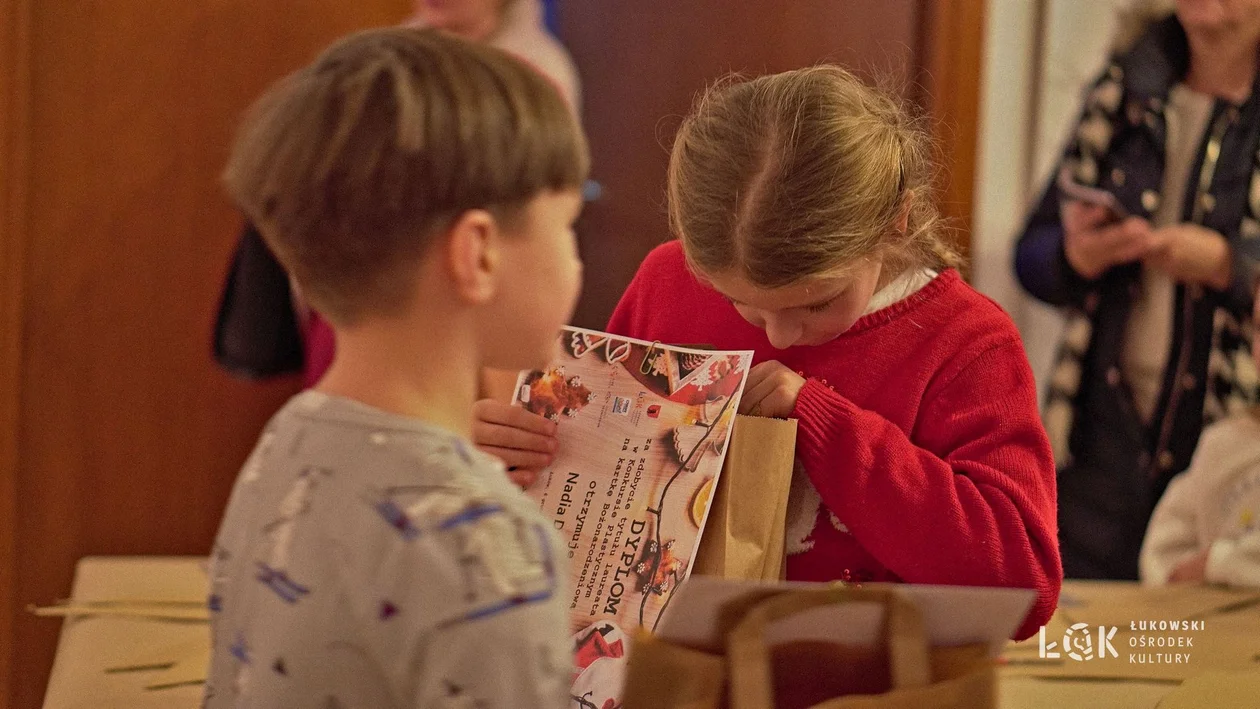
[224,27,589,324]
[667,65,959,288]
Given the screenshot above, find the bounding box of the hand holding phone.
[1057,166,1127,218]
[1059,176,1155,280]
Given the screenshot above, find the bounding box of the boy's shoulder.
[274,391,479,462]
[264,391,526,511]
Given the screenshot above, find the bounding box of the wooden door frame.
[920,0,987,264]
[0,0,30,705]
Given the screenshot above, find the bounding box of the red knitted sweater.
[607,242,1061,640]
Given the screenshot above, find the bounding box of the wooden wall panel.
[0,0,32,706]
[920,0,987,266]
[4,2,408,706]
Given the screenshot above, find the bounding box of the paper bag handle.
[726,586,932,709]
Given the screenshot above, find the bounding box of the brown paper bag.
[692,415,797,581]
[620,629,727,709]
[623,586,995,709]
[727,587,995,709]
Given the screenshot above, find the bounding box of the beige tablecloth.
[1000,579,1260,708]
[40,557,1260,708]
[41,557,208,709]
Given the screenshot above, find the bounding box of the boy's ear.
[445,209,501,305]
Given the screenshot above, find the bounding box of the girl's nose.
[763,317,802,349]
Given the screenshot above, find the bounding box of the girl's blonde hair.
[224,27,588,325]
[667,65,959,288]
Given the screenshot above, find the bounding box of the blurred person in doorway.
[411,0,579,112]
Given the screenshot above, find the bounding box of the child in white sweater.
[1139,293,1260,588]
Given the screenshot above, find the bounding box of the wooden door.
[0,2,409,706]
[559,0,984,328]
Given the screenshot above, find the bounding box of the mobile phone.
[1057,166,1128,217]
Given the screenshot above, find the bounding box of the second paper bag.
[692,415,797,581]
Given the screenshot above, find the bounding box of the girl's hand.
[739,361,806,419]
[1168,549,1210,584]
[471,399,558,488]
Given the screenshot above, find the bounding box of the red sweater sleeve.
[791,340,1062,641]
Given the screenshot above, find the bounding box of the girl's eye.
[805,296,839,313]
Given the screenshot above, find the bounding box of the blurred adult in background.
[213,0,580,386]
[411,0,579,112]
[1016,0,1260,579]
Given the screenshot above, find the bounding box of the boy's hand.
[739,361,806,419]
[1168,549,1210,584]
[472,399,558,487]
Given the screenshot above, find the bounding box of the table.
[999,579,1260,708]
[41,557,208,709]
[40,557,1260,708]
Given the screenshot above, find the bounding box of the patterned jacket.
[1016,16,1260,509]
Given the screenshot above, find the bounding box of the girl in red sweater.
[474,66,1061,639]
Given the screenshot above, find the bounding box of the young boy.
[205,28,587,708]
[1140,289,1260,588]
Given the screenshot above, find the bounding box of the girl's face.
[703,259,885,350]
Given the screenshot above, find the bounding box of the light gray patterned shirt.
[204,391,570,709]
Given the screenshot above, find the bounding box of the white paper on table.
[656,576,1036,657]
